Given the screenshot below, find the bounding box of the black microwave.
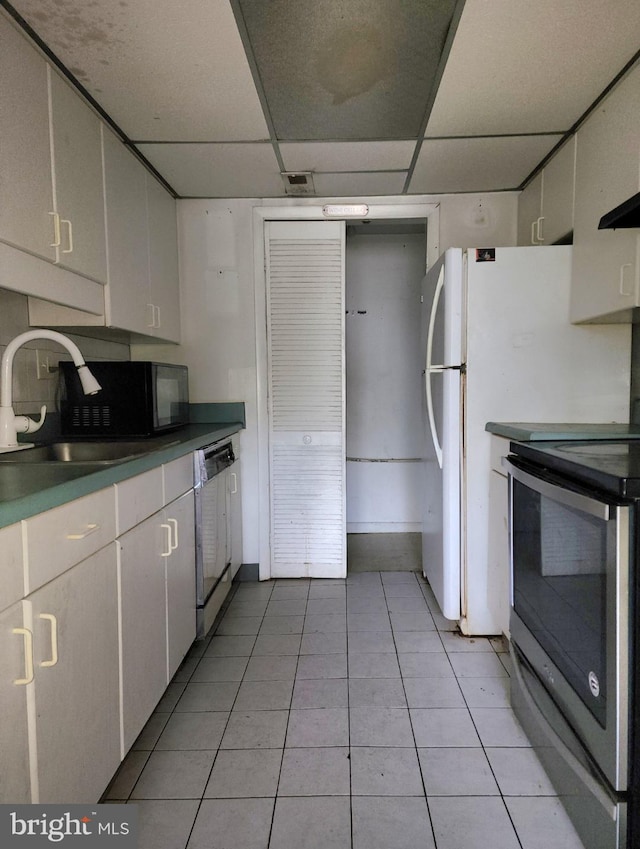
[59,361,189,437]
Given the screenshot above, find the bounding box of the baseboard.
[235,563,260,581]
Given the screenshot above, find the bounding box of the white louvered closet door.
[266,220,346,578]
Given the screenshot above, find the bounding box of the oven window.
[512,478,607,726]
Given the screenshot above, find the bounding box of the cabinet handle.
[66,523,99,540]
[39,613,59,668]
[619,263,634,297]
[154,305,161,328]
[12,628,34,685]
[168,517,179,551]
[530,220,537,245]
[230,472,238,495]
[160,522,173,557]
[61,219,73,254]
[536,216,545,243]
[49,212,61,248]
[147,303,156,328]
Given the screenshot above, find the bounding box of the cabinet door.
[0,17,55,262]
[488,470,511,639]
[0,601,32,803]
[542,136,576,245]
[229,458,243,578]
[49,70,107,284]
[165,491,196,680]
[118,513,167,753]
[147,175,181,343]
[571,65,640,322]
[517,171,543,246]
[102,127,152,334]
[28,545,120,803]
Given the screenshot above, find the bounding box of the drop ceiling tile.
[236,0,458,140]
[137,143,283,197]
[280,141,416,173]
[426,0,640,136]
[313,172,407,197]
[11,0,269,141]
[409,136,563,194]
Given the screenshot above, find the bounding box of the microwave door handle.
[505,459,611,521]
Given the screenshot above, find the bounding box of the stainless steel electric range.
[505,439,640,849]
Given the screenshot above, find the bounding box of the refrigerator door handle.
[425,365,444,469]
[426,265,445,370]
[425,264,446,468]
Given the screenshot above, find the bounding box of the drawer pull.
[39,613,59,668]
[168,518,179,551]
[49,212,61,248]
[160,522,173,557]
[66,523,99,540]
[61,218,73,254]
[619,263,633,297]
[12,628,34,685]
[230,472,238,495]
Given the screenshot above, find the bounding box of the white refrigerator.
[421,246,631,635]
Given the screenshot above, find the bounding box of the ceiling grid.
[3,0,640,198]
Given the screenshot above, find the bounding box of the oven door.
[506,457,630,792]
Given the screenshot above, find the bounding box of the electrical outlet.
[36,349,56,381]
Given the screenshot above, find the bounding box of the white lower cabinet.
[28,545,120,803]
[0,601,31,803]
[487,436,511,638]
[118,513,168,754]
[0,448,203,801]
[117,457,196,752]
[165,490,196,680]
[0,545,120,804]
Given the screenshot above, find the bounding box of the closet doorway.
[345,219,427,574]
[254,202,439,580]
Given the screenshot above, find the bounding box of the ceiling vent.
[281,171,315,195]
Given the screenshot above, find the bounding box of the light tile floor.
[104,571,587,849]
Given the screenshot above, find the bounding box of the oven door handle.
[504,458,611,521]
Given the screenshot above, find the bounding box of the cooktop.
[509,439,640,497]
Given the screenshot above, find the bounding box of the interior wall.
[345,225,426,531]
[133,192,518,566]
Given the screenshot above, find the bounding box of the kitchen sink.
[0,440,176,464]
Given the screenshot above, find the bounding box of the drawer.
[25,487,116,593]
[0,522,25,612]
[490,435,511,476]
[163,454,194,504]
[115,466,164,535]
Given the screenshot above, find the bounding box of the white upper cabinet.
[0,15,106,285]
[570,64,640,323]
[102,128,152,334]
[517,136,576,246]
[0,17,55,263]
[146,175,181,343]
[30,128,181,343]
[48,71,107,283]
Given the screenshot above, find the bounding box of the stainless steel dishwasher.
[194,439,238,637]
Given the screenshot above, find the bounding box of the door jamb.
[253,200,440,578]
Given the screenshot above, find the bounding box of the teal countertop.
[486,422,640,441]
[0,421,243,530]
